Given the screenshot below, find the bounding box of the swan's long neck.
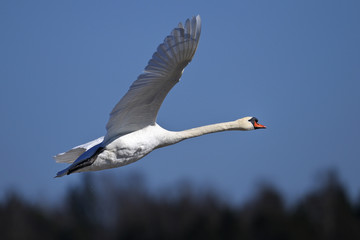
[158,119,250,148]
[178,121,241,139]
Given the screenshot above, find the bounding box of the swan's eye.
[249,117,258,123]
[248,117,258,124]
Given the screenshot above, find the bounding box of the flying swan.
[54,15,266,177]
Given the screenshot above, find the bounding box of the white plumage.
[54,15,266,177]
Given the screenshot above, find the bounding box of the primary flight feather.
[54,15,266,177]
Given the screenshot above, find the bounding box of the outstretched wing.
[104,15,201,143]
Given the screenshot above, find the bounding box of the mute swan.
[55,15,266,177]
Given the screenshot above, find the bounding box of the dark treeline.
[1,170,360,240]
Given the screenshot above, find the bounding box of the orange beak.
[254,121,266,129]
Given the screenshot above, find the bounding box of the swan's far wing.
[104,15,201,143]
[53,136,104,163]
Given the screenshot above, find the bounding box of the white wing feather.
[104,15,201,143]
[53,136,104,163]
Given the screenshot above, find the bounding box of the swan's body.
[55,15,266,177]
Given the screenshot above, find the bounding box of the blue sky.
[1,0,359,204]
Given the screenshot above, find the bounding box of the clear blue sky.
[1,1,359,204]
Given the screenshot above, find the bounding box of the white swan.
[54,15,266,177]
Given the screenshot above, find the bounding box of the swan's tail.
[55,142,104,177]
[54,136,104,178]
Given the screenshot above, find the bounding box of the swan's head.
[236,117,266,131]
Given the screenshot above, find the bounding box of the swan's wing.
[104,15,201,143]
[53,136,104,163]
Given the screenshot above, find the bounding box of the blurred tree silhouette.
[291,170,360,240]
[0,170,359,240]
